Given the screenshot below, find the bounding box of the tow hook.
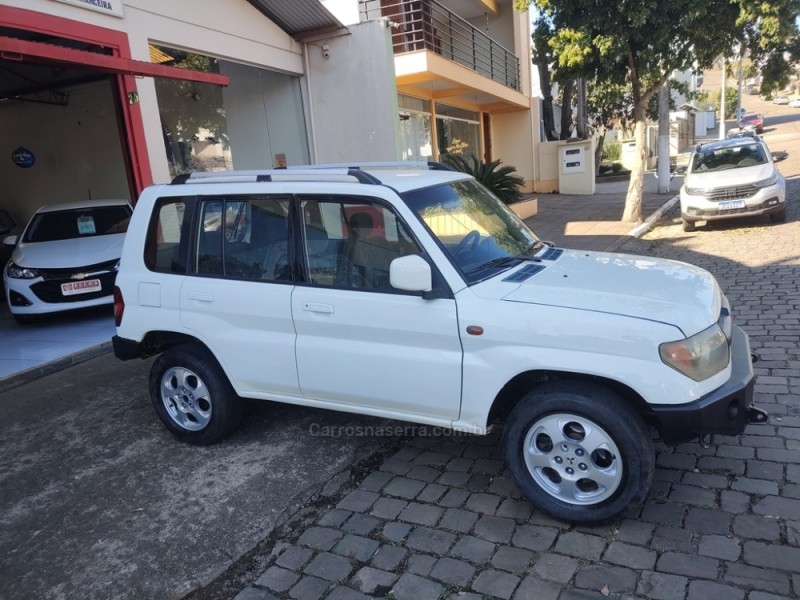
[699,433,715,449]
[747,406,769,424]
[751,352,759,363]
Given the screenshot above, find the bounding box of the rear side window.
[195,196,291,282]
[144,197,194,274]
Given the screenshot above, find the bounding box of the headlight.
[6,261,40,279]
[685,186,705,196]
[753,174,778,188]
[660,324,729,381]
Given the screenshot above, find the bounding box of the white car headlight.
[684,186,705,196]
[753,174,778,188]
[660,324,730,381]
[6,261,40,279]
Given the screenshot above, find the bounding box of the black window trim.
[144,195,197,275]
[294,193,454,299]
[188,193,295,285]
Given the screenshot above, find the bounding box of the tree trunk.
[560,79,575,140]
[594,129,606,176]
[622,103,646,223]
[537,60,558,141]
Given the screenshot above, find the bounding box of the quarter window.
[145,197,193,274]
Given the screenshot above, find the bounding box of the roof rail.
[285,161,454,171]
[169,168,382,185]
[168,162,456,186]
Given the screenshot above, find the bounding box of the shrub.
[442,154,524,205]
[602,140,622,161]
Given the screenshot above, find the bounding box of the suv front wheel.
[503,381,654,523]
[149,344,244,445]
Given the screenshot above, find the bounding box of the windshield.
[402,179,542,283]
[691,143,767,173]
[24,205,132,243]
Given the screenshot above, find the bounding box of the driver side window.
[299,198,420,291]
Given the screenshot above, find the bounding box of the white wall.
[0,81,129,226]
[307,20,401,163]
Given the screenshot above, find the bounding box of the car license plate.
[61,279,101,296]
[719,200,745,210]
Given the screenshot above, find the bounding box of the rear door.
[179,194,300,397]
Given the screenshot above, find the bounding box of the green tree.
[515,0,799,222]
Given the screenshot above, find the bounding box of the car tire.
[682,218,696,232]
[149,344,244,445]
[769,209,786,223]
[503,380,654,524]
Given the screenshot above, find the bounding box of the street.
[0,354,396,599]
[1,97,798,600]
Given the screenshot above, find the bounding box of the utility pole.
[737,49,744,120]
[719,57,727,140]
[657,83,671,193]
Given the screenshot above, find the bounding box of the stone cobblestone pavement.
[220,171,800,599]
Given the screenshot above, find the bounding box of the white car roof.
[35,199,131,213]
[164,164,474,195]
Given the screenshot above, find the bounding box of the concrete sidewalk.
[522,173,682,252]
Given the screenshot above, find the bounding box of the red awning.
[0,36,229,86]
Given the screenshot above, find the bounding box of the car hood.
[686,163,774,188]
[500,250,721,337]
[12,234,125,269]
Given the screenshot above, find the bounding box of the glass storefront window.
[152,44,309,178]
[398,94,432,162]
[152,48,232,178]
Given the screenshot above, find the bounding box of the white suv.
[113,164,765,523]
[679,136,786,231]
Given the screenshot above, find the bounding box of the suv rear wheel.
[149,344,244,445]
[503,381,654,523]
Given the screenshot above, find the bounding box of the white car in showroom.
[679,136,786,232]
[3,199,132,324]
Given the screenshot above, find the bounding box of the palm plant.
[442,154,525,205]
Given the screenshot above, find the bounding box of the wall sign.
[12,147,35,169]
[50,0,124,18]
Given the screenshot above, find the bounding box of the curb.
[627,194,680,238]
[0,341,113,394]
[603,194,680,253]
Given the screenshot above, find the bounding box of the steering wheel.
[454,230,480,257]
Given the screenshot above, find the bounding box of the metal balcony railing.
[359,0,521,91]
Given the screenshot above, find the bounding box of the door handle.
[303,302,334,314]
[188,291,213,303]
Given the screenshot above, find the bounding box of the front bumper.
[650,325,762,445]
[681,183,785,222]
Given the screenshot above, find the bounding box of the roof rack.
[170,168,382,185]
[169,161,454,186]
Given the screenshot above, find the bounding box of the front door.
[291,195,463,421]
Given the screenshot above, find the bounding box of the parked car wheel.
[503,381,654,523]
[769,208,786,223]
[682,218,697,232]
[149,344,244,445]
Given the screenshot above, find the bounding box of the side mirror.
[390,254,432,293]
[3,234,18,246]
[772,151,788,163]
